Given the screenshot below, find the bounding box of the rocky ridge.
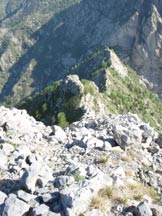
[18,48,162,130]
[0,106,162,215]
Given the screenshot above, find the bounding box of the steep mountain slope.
[0,0,162,102]
[18,48,162,130]
[0,106,162,215]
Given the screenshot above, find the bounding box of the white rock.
[137,201,152,216]
[53,125,67,141]
[0,151,8,170]
[2,143,14,156]
[32,204,49,216]
[17,190,36,203]
[85,209,105,216]
[0,191,7,205]
[113,124,142,150]
[21,161,42,193]
[3,194,30,216]
[61,171,112,216]
[86,137,104,149]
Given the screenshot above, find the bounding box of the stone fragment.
[155,133,162,148]
[21,161,42,193]
[54,176,74,189]
[32,204,49,216]
[111,166,126,186]
[17,190,36,203]
[1,144,14,156]
[3,194,30,216]
[41,191,60,203]
[137,201,152,216]
[47,212,61,216]
[86,137,104,149]
[113,124,142,150]
[86,165,97,177]
[151,205,162,216]
[52,125,67,141]
[0,151,8,170]
[61,172,112,216]
[84,209,105,216]
[0,191,7,205]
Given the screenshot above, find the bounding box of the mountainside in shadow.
[0,0,162,103]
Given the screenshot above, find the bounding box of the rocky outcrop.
[0,106,162,215]
[59,75,84,96]
[109,49,128,77]
[18,74,108,125]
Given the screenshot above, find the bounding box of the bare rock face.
[109,49,128,77]
[131,3,162,96]
[59,74,107,118]
[60,75,84,96]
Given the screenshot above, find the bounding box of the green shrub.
[81,79,95,95]
[56,112,69,128]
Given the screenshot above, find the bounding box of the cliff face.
[131,0,162,96]
[0,0,162,102]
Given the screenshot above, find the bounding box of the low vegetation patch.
[89,180,161,213]
[104,66,162,130]
[95,155,109,164]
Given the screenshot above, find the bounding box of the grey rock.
[103,141,112,151]
[147,146,159,154]
[21,161,42,193]
[111,204,124,214]
[141,124,155,139]
[32,204,49,216]
[84,209,105,216]
[137,201,152,216]
[0,192,7,205]
[86,137,104,149]
[124,205,141,216]
[52,125,67,142]
[60,75,84,96]
[61,171,112,216]
[151,205,162,216]
[2,194,30,216]
[47,212,61,216]
[41,191,60,203]
[1,144,14,156]
[111,166,126,186]
[124,213,134,216]
[17,190,36,203]
[156,133,162,148]
[54,176,74,189]
[86,165,98,177]
[113,124,142,150]
[110,49,128,77]
[0,151,8,170]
